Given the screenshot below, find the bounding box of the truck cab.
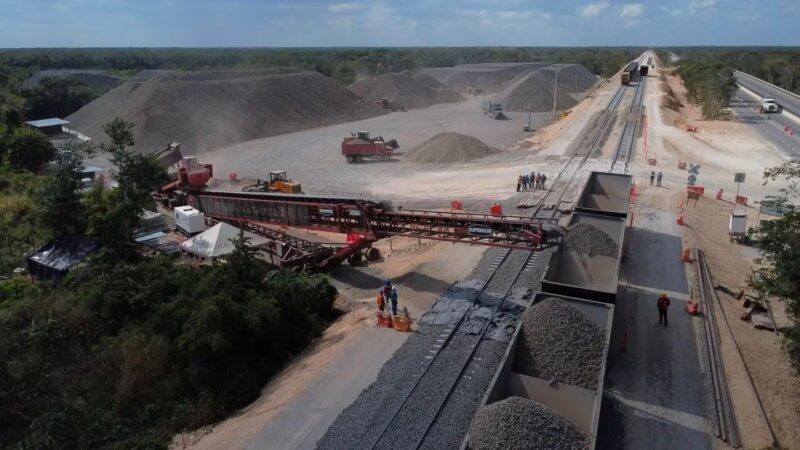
[761,98,780,113]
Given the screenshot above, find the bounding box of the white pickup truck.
[761,97,781,113]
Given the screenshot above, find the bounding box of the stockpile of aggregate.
[406,132,500,163]
[348,71,464,109]
[513,298,605,390]
[468,397,589,450]
[500,64,599,112]
[565,223,619,257]
[420,63,549,93]
[67,68,385,153]
[23,69,122,89]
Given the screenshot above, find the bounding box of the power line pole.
[552,69,559,121]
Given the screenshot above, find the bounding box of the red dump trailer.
[341,131,400,163]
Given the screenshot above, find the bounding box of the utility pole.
[527,103,532,130]
[552,69,559,122]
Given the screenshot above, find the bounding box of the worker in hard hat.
[657,292,671,327]
[390,286,398,316]
[377,290,385,312]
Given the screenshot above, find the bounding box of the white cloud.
[579,1,610,18]
[689,0,718,10]
[620,3,645,19]
[328,2,359,14]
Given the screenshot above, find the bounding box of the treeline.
[0,47,643,86]
[665,47,800,95]
[675,60,737,120]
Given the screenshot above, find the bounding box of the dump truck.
[242,171,302,193]
[341,131,400,163]
[376,98,406,112]
[761,97,781,113]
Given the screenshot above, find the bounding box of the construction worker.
[650,170,655,186]
[657,292,671,327]
[523,174,530,190]
[377,290,385,312]
[390,286,398,315]
[657,171,663,187]
[534,173,541,190]
[516,175,522,192]
[541,173,547,189]
[383,280,393,304]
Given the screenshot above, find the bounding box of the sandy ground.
[634,64,789,205]
[682,195,800,449]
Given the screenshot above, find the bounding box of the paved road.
[597,190,712,450]
[735,71,800,117]
[730,92,800,159]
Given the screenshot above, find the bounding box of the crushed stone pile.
[468,397,589,450]
[67,68,385,153]
[406,132,499,163]
[348,71,463,109]
[23,69,122,89]
[513,298,606,390]
[565,223,618,257]
[420,63,550,93]
[500,64,598,112]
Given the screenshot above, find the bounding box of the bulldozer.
[243,171,302,194]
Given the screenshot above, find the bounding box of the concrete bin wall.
[467,293,614,450]
[575,172,632,218]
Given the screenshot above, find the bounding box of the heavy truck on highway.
[761,97,781,113]
[342,131,400,163]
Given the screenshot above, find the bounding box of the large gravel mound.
[23,69,122,89]
[513,298,606,390]
[469,397,589,450]
[565,223,619,257]
[67,68,385,153]
[348,71,463,109]
[406,132,499,163]
[500,65,598,112]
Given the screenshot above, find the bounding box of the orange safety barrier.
[490,203,503,216]
[687,186,705,196]
[735,195,748,206]
[681,247,691,262]
[686,300,700,315]
[392,314,412,332]
[376,311,394,328]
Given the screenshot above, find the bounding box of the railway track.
[366,249,534,450]
[529,84,628,218]
[611,75,647,173]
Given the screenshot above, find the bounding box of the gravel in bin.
[468,397,589,450]
[512,298,605,390]
[564,223,618,257]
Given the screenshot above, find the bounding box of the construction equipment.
[242,171,302,193]
[375,98,406,112]
[481,100,506,119]
[342,131,400,163]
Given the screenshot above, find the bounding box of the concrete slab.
[597,207,712,450]
[245,328,408,450]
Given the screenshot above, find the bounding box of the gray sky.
[1,0,798,47]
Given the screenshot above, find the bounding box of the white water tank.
[175,206,206,235]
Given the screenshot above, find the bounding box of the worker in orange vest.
[657,292,671,327]
[377,290,385,312]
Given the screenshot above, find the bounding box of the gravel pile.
[405,132,500,163]
[513,298,606,390]
[565,223,619,257]
[468,397,589,450]
[67,68,385,153]
[499,65,597,112]
[349,71,464,109]
[420,63,550,93]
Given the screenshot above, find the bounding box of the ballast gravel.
[513,298,606,390]
[468,397,589,450]
[565,222,619,257]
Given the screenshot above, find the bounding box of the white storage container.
[174,206,206,235]
[729,211,747,235]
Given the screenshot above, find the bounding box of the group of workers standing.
[516,172,547,192]
[650,170,663,187]
[377,279,399,315]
